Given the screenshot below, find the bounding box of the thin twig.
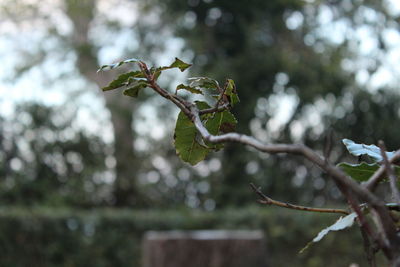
[138,61,192,117]
[379,141,400,204]
[342,184,383,261]
[360,226,377,267]
[214,80,228,108]
[249,183,349,215]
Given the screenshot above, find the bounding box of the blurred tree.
[153,0,400,207]
[0,0,172,206]
[2,0,400,209]
[0,103,111,206]
[64,0,141,206]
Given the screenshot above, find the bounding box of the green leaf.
[168,57,192,72]
[205,110,237,135]
[300,213,357,254]
[123,81,148,98]
[98,58,140,72]
[174,103,210,165]
[151,58,192,80]
[338,162,379,182]
[195,101,211,111]
[225,79,240,106]
[176,84,203,95]
[204,110,237,150]
[102,71,145,91]
[338,162,400,182]
[342,139,395,162]
[157,58,192,72]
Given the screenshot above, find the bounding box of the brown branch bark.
[250,183,349,215]
[379,141,400,204]
[360,226,378,267]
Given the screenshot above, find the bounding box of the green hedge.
[0,206,382,266]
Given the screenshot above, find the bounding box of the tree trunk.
[65,0,142,206]
[104,92,143,206]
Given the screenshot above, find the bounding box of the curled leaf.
[98,58,139,72]
[342,139,395,162]
[300,213,357,254]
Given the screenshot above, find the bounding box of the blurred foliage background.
[0,0,400,265]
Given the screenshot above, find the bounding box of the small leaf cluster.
[98,57,191,97]
[99,58,240,165]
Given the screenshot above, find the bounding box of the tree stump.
[142,230,268,267]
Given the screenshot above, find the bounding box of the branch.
[360,226,378,267]
[250,183,349,215]
[364,151,400,192]
[379,141,400,204]
[214,80,229,108]
[138,61,192,117]
[199,103,230,115]
[342,185,382,260]
[190,103,382,207]
[138,63,400,253]
[189,103,400,254]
